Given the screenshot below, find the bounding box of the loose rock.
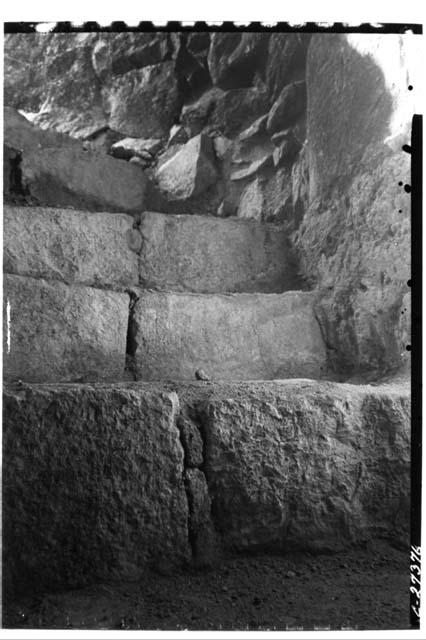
[155,133,217,201]
[110,137,162,161]
[267,81,307,135]
[107,62,181,139]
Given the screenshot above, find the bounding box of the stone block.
[202,379,410,551]
[4,107,146,213]
[3,274,129,382]
[130,291,327,380]
[138,212,300,293]
[2,384,190,594]
[3,206,139,289]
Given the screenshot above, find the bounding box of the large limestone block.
[131,291,327,380]
[2,384,190,594]
[4,107,146,213]
[3,206,139,289]
[202,379,410,551]
[3,275,129,382]
[138,212,301,293]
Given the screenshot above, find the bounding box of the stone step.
[139,211,302,293]
[3,205,139,290]
[3,379,410,593]
[4,107,146,213]
[130,290,327,380]
[3,274,129,383]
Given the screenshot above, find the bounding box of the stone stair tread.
[130,289,327,381]
[3,274,129,383]
[3,205,139,290]
[3,378,410,591]
[138,210,303,294]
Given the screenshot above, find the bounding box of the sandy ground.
[3,540,411,631]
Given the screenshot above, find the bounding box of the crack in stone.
[176,400,221,568]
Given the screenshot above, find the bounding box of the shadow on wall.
[294,33,412,381]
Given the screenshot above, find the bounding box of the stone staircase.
[2,203,409,594]
[3,205,326,383]
[2,31,414,630]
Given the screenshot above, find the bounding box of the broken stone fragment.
[180,87,225,138]
[230,154,272,181]
[267,81,307,135]
[266,34,311,102]
[211,87,269,137]
[155,133,218,201]
[168,124,188,147]
[237,177,264,220]
[109,33,172,76]
[129,155,152,169]
[212,134,233,160]
[207,33,242,88]
[110,137,162,161]
[272,133,301,166]
[238,114,269,143]
[177,416,204,467]
[107,61,181,138]
[126,228,143,254]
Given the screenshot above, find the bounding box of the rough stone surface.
[208,33,268,90]
[294,34,415,378]
[230,154,272,181]
[3,206,139,290]
[202,379,410,551]
[138,212,301,293]
[3,275,129,383]
[2,384,190,594]
[180,88,225,138]
[261,166,294,225]
[4,108,146,213]
[19,34,106,139]
[237,177,264,220]
[266,81,307,135]
[4,33,176,138]
[207,33,242,87]
[266,34,311,103]
[107,62,181,139]
[95,33,171,77]
[211,87,269,137]
[185,468,220,567]
[130,291,327,381]
[155,134,217,201]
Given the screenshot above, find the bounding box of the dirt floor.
[3,540,411,631]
